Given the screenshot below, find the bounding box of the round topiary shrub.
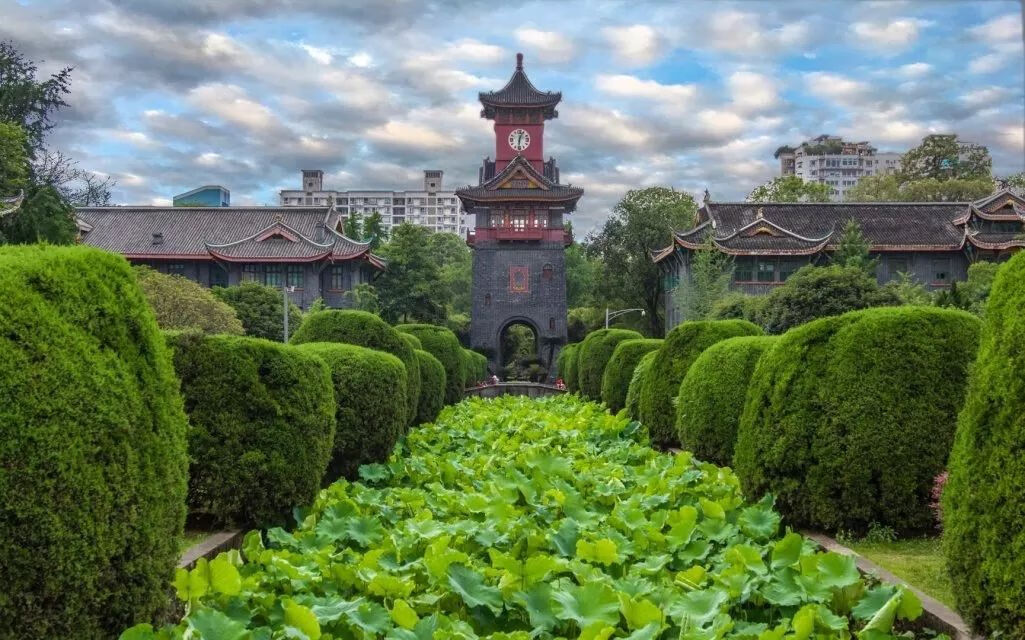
[414,349,446,425]
[675,336,776,466]
[296,343,408,479]
[166,332,335,528]
[401,332,423,351]
[625,350,657,421]
[601,338,662,413]
[462,348,488,385]
[561,343,581,392]
[576,328,644,401]
[734,306,980,536]
[291,310,418,426]
[944,253,1025,638]
[638,320,763,448]
[396,324,465,404]
[0,246,188,639]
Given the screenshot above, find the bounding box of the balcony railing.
[466,228,573,246]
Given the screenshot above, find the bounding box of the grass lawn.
[846,537,955,608]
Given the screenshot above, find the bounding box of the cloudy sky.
[4,0,1023,232]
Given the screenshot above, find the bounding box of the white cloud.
[896,62,931,78]
[594,74,697,104]
[727,71,780,113]
[348,52,373,68]
[969,14,1021,42]
[187,84,279,131]
[602,25,662,65]
[366,121,461,151]
[444,39,507,64]
[196,152,222,166]
[960,86,1011,108]
[515,28,575,63]
[700,11,812,56]
[695,109,745,138]
[111,130,157,148]
[803,72,870,102]
[850,19,926,49]
[301,43,333,65]
[968,53,1007,74]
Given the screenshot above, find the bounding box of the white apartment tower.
[279,169,467,235]
[775,135,903,201]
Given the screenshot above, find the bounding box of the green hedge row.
[166,332,335,528]
[462,349,488,385]
[600,338,662,413]
[560,343,581,392]
[734,306,980,536]
[625,350,657,421]
[296,343,407,479]
[675,336,776,466]
[944,252,1025,638]
[292,310,419,426]
[576,328,643,400]
[638,320,763,448]
[0,246,187,639]
[415,349,447,424]
[396,324,465,405]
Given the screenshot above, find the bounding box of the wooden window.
[264,264,281,287]
[542,264,553,280]
[778,261,799,282]
[329,265,347,291]
[757,260,775,282]
[209,266,228,288]
[286,265,304,289]
[932,258,950,283]
[735,259,753,282]
[242,264,260,282]
[166,263,186,277]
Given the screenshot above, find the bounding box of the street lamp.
[282,285,296,342]
[605,307,646,329]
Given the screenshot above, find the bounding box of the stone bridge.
[464,382,567,399]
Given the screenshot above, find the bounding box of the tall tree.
[362,211,387,249]
[425,230,471,315]
[0,40,71,157]
[677,236,733,321]
[375,223,450,323]
[831,219,876,273]
[565,242,598,308]
[0,184,77,244]
[899,134,991,182]
[33,149,114,206]
[0,121,29,195]
[343,211,362,240]
[747,176,832,202]
[847,173,993,203]
[586,187,697,336]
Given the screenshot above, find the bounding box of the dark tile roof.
[479,54,561,118]
[76,206,380,265]
[456,155,582,209]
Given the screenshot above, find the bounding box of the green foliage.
[735,306,980,535]
[400,332,423,350]
[0,121,29,194]
[758,264,901,334]
[846,174,994,202]
[567,306,603,342]
[576,328,644,401]
[134,395,929,640]
[675,336,776,466]
[462,348,488,385]
[747,176,832,203]
[0,245,187,639]
[565,242,598,307]
[343,211,362,240]
[899,134,991,182]
[0,40,72,155]
[291,310,419,426]
[446,312,471,346]
[212,282,302,341]
[343,282,381,314]
[296,343,408,479]
[709,291,765,323]
[134,266,244,334]
[426,231,472,315]
[625,350,657,420]
[677,236,733,321]
[944,252,1025,637]
[600,338,662,413]
[414,349,446,425]
[830,220,876,274]
[881,272,932,306]
[376,224,449,323]
[362,211,387,249]
[638,320,763,448]
[0,183,77,244]
[934,261,998,316]
[586,187,697,336]
[396,324,465,405]
[166,332,335,527]
[560,342,581,392]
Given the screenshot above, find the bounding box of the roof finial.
[703,188,710,204]
[516,52,523,70]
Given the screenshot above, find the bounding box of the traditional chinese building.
[655,189,1025,330]
[457,53,583,375]
[77,205,383,309]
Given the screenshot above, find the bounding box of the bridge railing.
[464,382,567,399]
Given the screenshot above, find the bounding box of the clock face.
[508,129,531,152]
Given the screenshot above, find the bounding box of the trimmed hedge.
[401,332,423,351]
[576,328,644,401]
[944,253,1025,638]
[638,320,763,448]
[625,350,657,421]
[396,324,465,404]
[600,338,662,413]
[0,246,188,639]
[291,310,418,426]
[561,343,581,392]
[296,343,408,479]
[675,336,776,466]
[414,349,446,424]
[462,348,488,385]
[166,332,335,527]
[734,306,980,535]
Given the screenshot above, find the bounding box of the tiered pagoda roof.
[478,53,561,119]
[456,155,582,210]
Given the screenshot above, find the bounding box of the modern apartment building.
[279,169,467,235]
[775,135,902,201]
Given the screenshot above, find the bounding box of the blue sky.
[3,0,1023,232]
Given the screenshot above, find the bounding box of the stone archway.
[496,316,546,382]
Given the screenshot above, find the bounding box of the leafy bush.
[600,338,662,413]
[758,265,900,334]
[400,332,423,350]
[675,336,776,466]
[166,332,335,527]
[462,348,488,385]
[709,291,765,323]
[137,396,928,640]
[734,306,980,535]
[291,310,418,426]
[414,349,446,425]
[134,265,244,334]
[944,252,1025,637]
[576,328,644,400]
[559,342,581,392]
[638,320,762,448]
[295,343,408,479]
[0,246,187,639]
[213,282,302,341]
[396,324,465,404]
[625,349,657,420]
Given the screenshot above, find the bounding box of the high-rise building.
[279,169,467,235]
[775,135,902,201]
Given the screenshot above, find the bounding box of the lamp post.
[283,285,296,342]
[605,307,646,329]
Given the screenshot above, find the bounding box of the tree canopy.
[134,266,244,335]
[747,176,832,203]
[212,282,302,341]
[0,40,71,157]
[375,223,450,324]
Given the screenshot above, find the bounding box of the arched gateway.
[456,53,584,378]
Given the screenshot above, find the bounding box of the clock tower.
[457,53,583,379]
